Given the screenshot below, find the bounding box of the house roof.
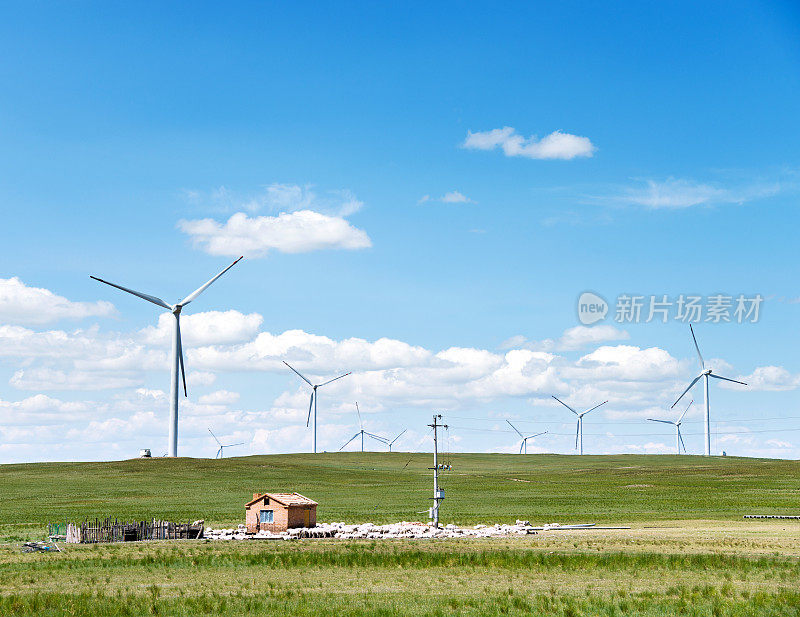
[245,492,318,508]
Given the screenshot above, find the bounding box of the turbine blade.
[355,402,362,429]
[582,401,608,416]
[708,373,747,386]
[525,431,547,439]
[677,400,693,424]
[689,324,705,369]
[506,420,524,438]
[208,428,222,446]
[176,316,187,397]
[390,429,407,445]
[365,432,389,443]
[647,419,676,425]
[284,361,313,386]
[319,372,351,387]
[306,392,314,427]
[216,447,223,459]
[90,276,171,310]
[671,374,703,408]
[179,256,243,306]
[678,428,687,453]
[552,395,579,415]
[575,421,580,449]
[339,433,360,451]
[519,440,524,454]
[225,442,246,448]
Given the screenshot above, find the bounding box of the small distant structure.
[245,492,317,533]
[138,449,152,458]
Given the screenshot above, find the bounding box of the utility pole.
[428,414,447,528]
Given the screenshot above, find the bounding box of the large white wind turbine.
[648,400,692,454]
[506,421,546,454]
[208,428,245,459]
[672,325,747,456]
[91,256,243,457]
[552,396,607,455]
[283,361,351,453]
[339,402,389,452]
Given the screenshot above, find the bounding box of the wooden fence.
[65,517,204,543]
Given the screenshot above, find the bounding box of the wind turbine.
[648,400,692,454]
[552,396,607,455]
[672,325,747,456]
[208,428,245,459]
[283,361,351,453]
[506,421,546,454]
[339,402,389,452]
[91,256,243,457]
[387,429,407,452]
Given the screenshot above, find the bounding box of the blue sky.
[1,1,799,462]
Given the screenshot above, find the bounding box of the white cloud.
[766,439,792,449]
[619,177,781,209]
[178,210,372,258]
[10,367,142,391]
[198,390,240,405]
[735,366,800,391]
[502,325,629,352]
[141,311,263,346]
[187,371,216,387]
[419,191,475,204]
[462,127,596,160]
[187,183,364,217]
[0,277,115,325]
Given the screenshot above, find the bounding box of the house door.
[303,509,310,527]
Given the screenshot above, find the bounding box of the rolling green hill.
[2,453,798,537]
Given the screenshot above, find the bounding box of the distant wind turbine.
[339,402,389,452]
[284,361,351,453]
[91,256,243,457]
[208,428,245,459]
[387,429,407,452]
[552,396,607,455]
[648,400,692,454]
[672,325,747,456]
[506,421,546,454]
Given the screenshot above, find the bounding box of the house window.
[259,510,274,524]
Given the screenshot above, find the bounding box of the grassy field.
[1,453,799,615]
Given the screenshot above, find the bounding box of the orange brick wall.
[245,496,316,533]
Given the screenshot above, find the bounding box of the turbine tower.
[283,361,351,453]
[208,428,245,459]
[672,325,747,456]
[91,256,243,457]
[506,421,546,454]
[648,400,692,454]
[339,402,389,452]
[552,396,607,455]
[388,429,407,452]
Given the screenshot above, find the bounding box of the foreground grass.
[2,454,799,615]
[1,539,799,616]
[1,453,799,539]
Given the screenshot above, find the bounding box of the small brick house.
[245,492,317,533]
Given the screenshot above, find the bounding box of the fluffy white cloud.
[502,325,630,352]
[140,311,263,346]
[462,127,596,160]
[178,210,372,257]
[734,366,800,391]
[619,177,781,209]
[0,277,115,325]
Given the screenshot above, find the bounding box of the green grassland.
[1,453,799,616]
[1,453,798,535]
